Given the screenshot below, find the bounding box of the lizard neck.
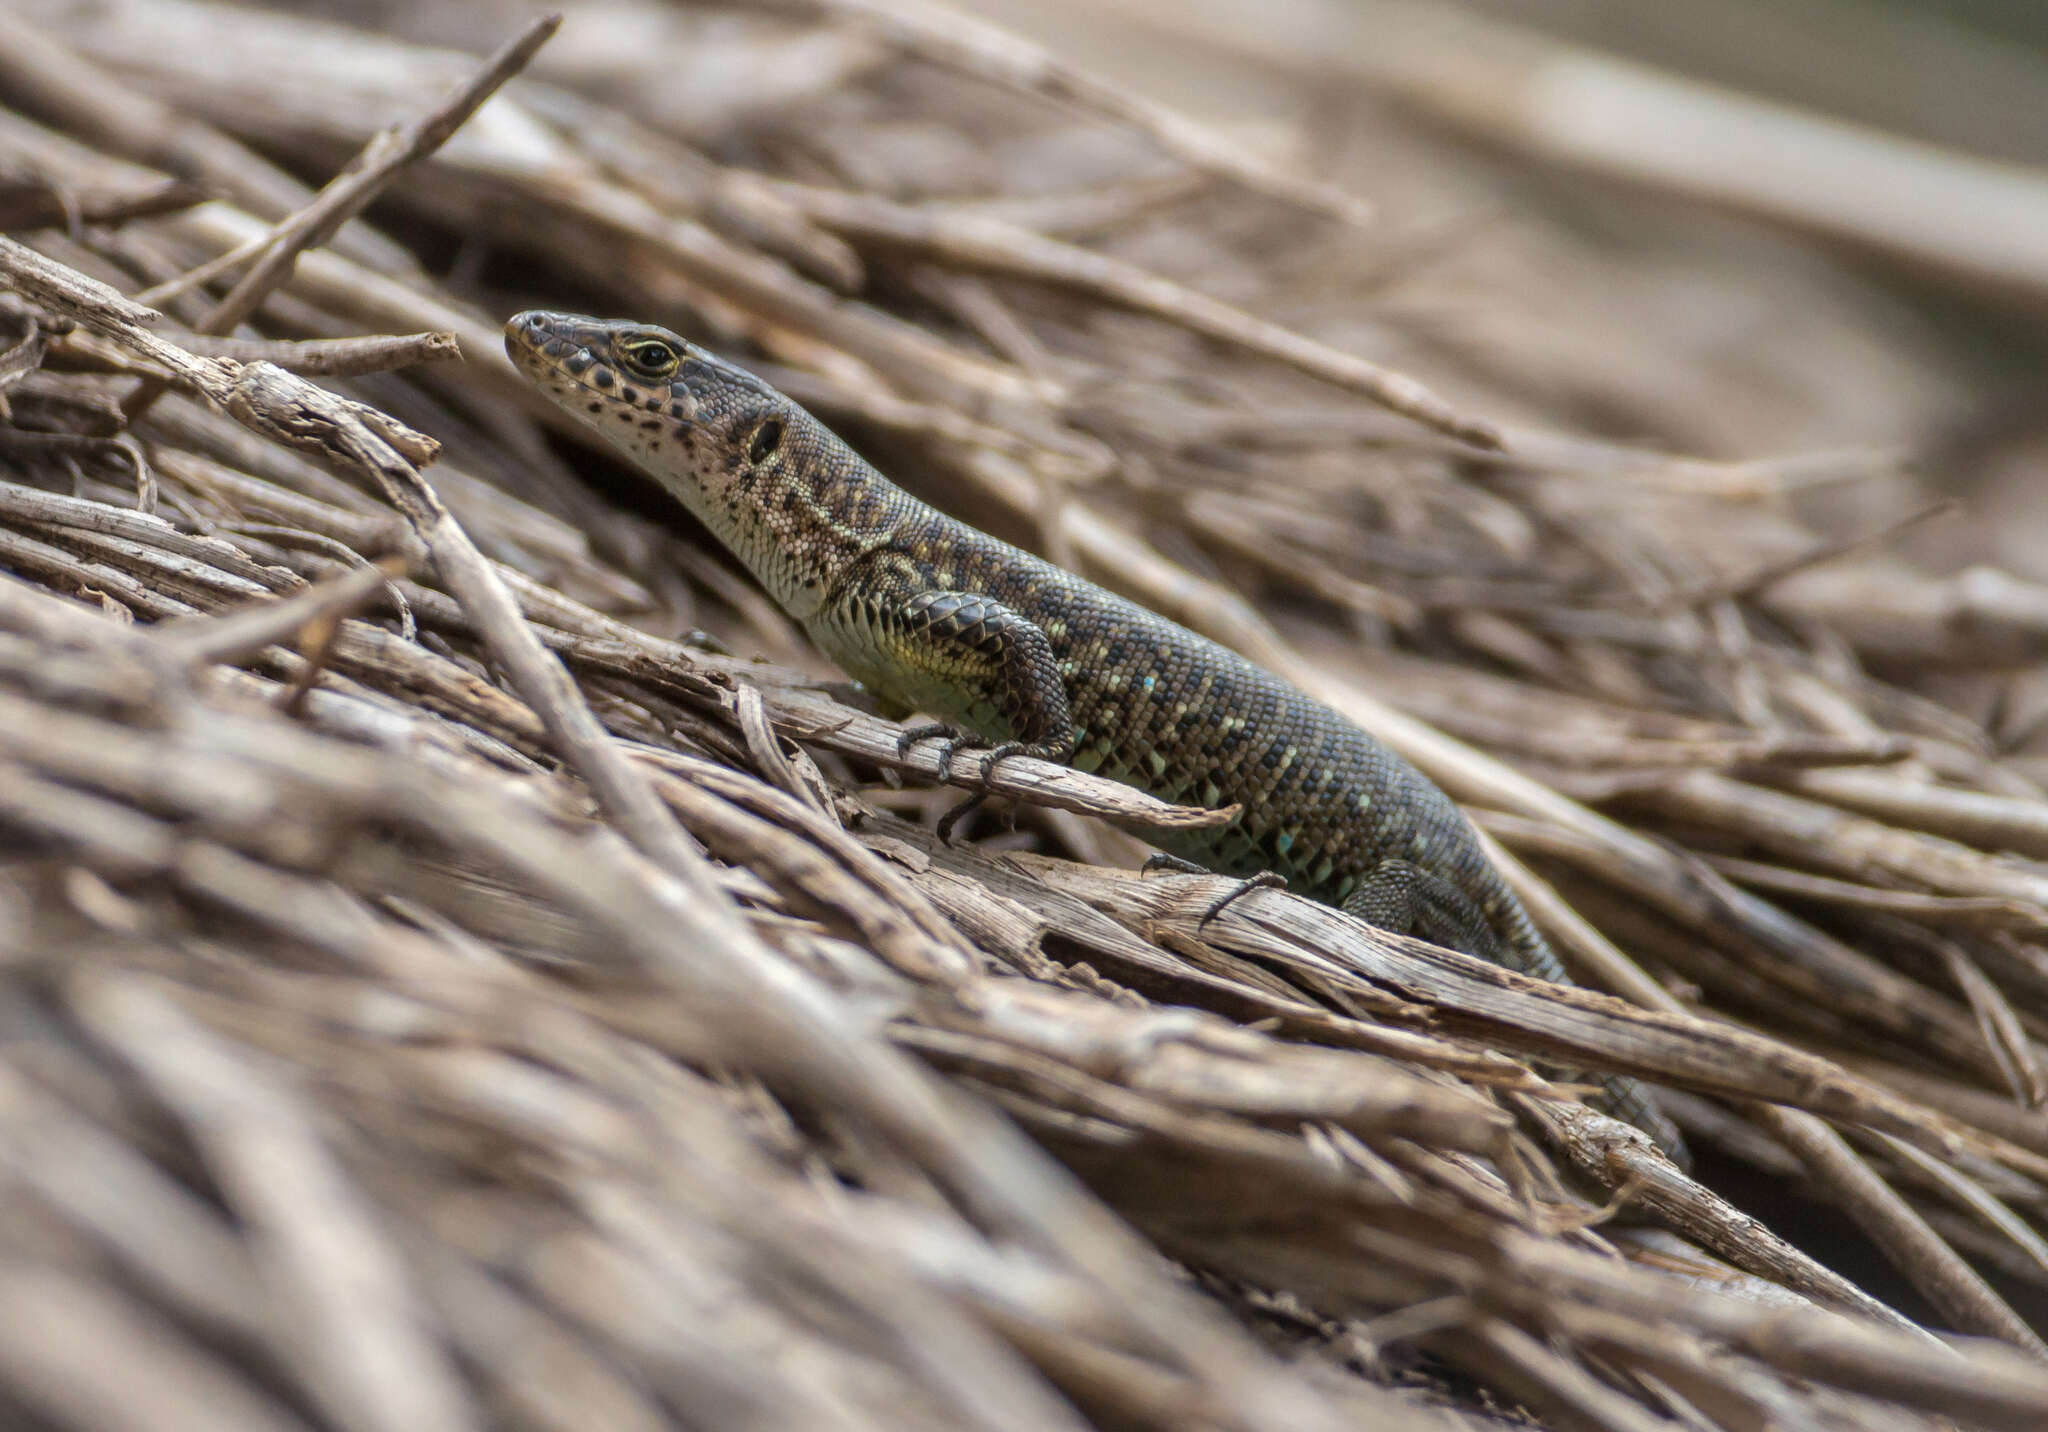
[651,406,921,623]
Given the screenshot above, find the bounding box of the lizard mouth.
[504,309,610,394]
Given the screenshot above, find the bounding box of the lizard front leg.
[826,589,1077,833]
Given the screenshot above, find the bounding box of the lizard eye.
[748,417,783,465]
[619,338,679,378]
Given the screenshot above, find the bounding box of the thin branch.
[121,12,560,422]
[769,180,1502,448]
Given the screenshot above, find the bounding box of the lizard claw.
[901,726,1068,844]
[898,723,987,782]
[930,740,1042,843]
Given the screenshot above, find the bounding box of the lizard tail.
[1596,1073,1690,1168]
[1501,904,1690,1166]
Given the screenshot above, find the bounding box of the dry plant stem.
[3,241,1345,1431]
[770,181,1501,448]
[540,182,1049,413]
[71,973,483,1432]
[743,0,1377,229]
[0,1065,268,1344]
[1491,1232,2048,1431]
[4,544,2043,1426]
[3,237,423,431]
[1781,764,2048,860]
[0,11,409,274]
[1844,1058,2048,1159]
[152,329,461,377]
[1875,1132,2048,1286]
[1661,500,1958,610]
[348,793,1360,1432]
[1497,820,2009,1084]
[58,326,462,379]
[1481,833,1670,1010]
[1929,935,2047,1106]
[1755,1104,2048,1355]
[1254,676,2040,1347]
[0,1266,304,1432]
[0,589,1432,1428]
[121,12,562,424]
[167,205,518,398]
[764,449,2037,1349]
[1704,854,2048,935]
[1488,850,1967,1340]
[156,560,401,667]
[1451,1319,1670,1432]
[1105,0,2048,300]
[1041,860,1967,1152]
[192,12,558,334]
[1625,770,2048,912]
[4,463,1224,835]
[1546,870,2042,1343]
[0,173,204,231]
[513,83,866,295]
[1525,1101,1926,1338]
[1767,563,2048,667]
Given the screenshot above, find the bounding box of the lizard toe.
[895,720,956,760]
[1198,871,1287,926]
[973,741,1026,785]
[935,791,988,845]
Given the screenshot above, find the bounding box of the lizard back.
[819,513,1557,974]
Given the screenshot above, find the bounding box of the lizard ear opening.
[748,418,784,466]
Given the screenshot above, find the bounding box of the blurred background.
[955,0,2048,582]
[308,0,2048,581]
[16,0,2048,1423]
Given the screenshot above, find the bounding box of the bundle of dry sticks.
[4,1,2048,1429]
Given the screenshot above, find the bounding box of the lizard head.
[505,310,892,619]
[504,310,796,517]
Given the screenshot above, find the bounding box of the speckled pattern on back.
[506,310,1683,1160]
[833,529,1551,941]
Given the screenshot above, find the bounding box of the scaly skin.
[505,309,1684,1162]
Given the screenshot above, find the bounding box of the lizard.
[505,309,1685,1163]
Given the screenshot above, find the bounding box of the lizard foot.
[904,726,1063,844]
[896,719,967,762]
[896,723,990,843]
[899,723,1056,788]
[932,743,1033,843]
[1140,855,1286,925]
[1198,872,1287,925]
